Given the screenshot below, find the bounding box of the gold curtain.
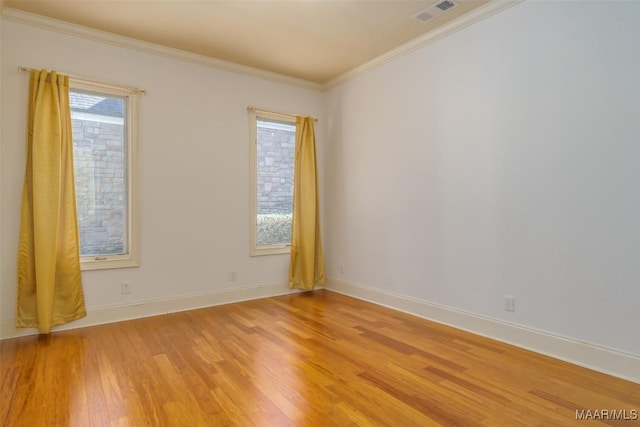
[289,117,326,290]
[16,70,86,333]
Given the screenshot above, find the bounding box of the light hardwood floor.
[1,290,638,426]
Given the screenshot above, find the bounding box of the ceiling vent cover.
[436,0,456,12]
[414,0,458,22]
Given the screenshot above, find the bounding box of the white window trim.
[249,109,295,256]
[71,79,140,270]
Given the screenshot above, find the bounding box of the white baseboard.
[3,278,637,383]
[1,282,303,340]
[326,278,640,384]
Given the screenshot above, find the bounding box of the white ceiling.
[2,0,492,85]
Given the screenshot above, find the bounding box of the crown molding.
[2,2,523,92]
[324,0,525,89]
[0,7,324,92]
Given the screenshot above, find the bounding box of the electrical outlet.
[121,282,131,294]
[229,271,237,281]
[504,295,515,312]
[340,265,344,277]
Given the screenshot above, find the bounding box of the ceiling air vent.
[436,0,456,12]
[413,0,458,23]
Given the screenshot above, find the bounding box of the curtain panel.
[16,70,87,333]
[289,116,326,290]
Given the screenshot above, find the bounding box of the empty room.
[1,0,639,425]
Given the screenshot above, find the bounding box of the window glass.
[71,90,128,256]
[256,118,295,246]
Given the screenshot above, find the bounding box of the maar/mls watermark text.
[576,409,638,421]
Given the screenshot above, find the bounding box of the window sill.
[250,245,290,257]
[80,257,139,271]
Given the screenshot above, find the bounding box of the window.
[249,110,296,255]
[70,80,139,270]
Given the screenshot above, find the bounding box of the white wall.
[2,1,638,370]
[325,1,640,357]
[0,20,324,334]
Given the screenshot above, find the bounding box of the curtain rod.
[247,106,317,122]
[18,66,146,95]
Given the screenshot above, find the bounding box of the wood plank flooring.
[1,290,638,426]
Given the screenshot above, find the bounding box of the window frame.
[70,79,140,270]
[249,109,296,256]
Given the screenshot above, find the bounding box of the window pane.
[256,119,295,246]
[70,90,128,256]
